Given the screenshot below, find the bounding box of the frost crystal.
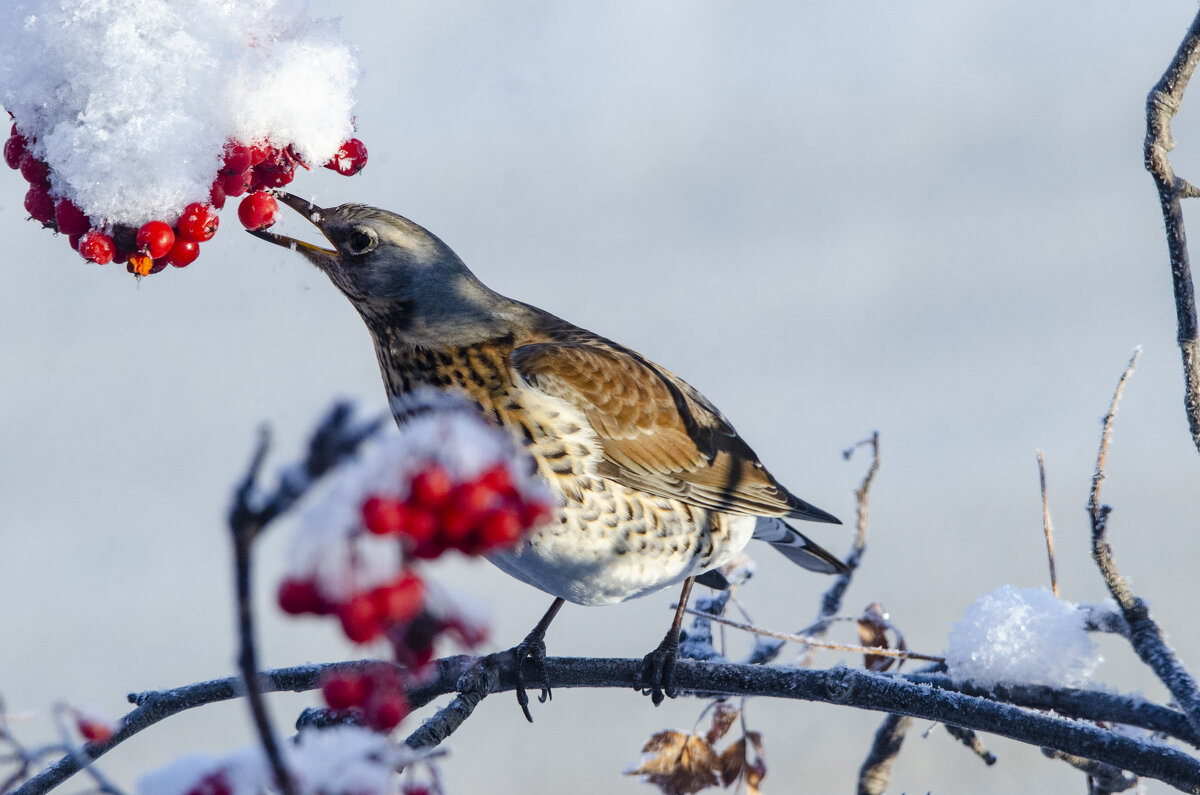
[0,0,359,226]
[945,585,1102,689]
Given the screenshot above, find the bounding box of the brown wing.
[510,340,837,522]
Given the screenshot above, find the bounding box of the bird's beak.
[246,192,338,268]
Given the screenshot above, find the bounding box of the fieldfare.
[252,193,845,713]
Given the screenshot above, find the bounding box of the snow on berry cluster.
[280,390,553,715]
[0,0,368,276]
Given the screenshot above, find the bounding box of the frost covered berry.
[24,185,55,224]
[3,133,27,170]
[166,238,200,267]
[177,202,219,242]
[324,138,368,176]
[79,230,116,265]
[54,199,91,237]
[220,142,254,175]
[136,220,175,258]
[220,170,253,198]
[237,191,279,230]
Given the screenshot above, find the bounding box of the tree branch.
[16,657,1200,795]
[1087,351,1200,739]
[1146,7,1200,452]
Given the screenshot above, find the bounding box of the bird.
[251,192,845,714]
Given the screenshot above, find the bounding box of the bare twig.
[796,432,880,667]
[1037,450,1058,596]
[683,608,945,666]
[1087,351,1200,738]
[1042,748,1139,794]
[944,724,997,766]
[225,403,384,795]
[857,714,912,795]
[1146,8,1200,452]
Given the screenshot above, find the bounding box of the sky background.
[4,2,1200,793]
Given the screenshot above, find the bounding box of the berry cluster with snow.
[280,390,553,720]
[944,585,1104,690]
[0,0,367,275]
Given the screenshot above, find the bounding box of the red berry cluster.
[4,112,366,276]
[183,770,232,795]
[320,664,410,732]
[363,463,551,559]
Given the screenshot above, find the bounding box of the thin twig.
[683,608,945,665]
[1146,8,1200,453]
[1087,350,1200,738]
[796,432,880,667]
[1037,450,1058,596]
[943,724,997,766]
[1042,748,1139,794]
[856,714,912,795]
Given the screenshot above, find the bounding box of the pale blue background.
[3,2,1200,793]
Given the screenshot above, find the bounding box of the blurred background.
[4,1,1200,792]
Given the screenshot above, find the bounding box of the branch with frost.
[1145,7,1200,452]
[12,658,1200,795]
[1086,351,1200,738]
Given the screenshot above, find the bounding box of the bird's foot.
[511,627,552,722]
[640,632,681,706]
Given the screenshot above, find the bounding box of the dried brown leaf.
[719,732,767,793]
[627,730,720,795]
[858,602,893,672]
[705,702,740,746]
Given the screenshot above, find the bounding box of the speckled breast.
[376,338,756,606]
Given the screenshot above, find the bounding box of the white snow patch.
[0,0,359,226]
[945,585,1102,689]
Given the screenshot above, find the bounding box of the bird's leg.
[641,576,696,706]
[511,596,565,722]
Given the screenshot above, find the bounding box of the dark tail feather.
[753,517,848,574]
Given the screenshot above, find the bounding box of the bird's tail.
[752,517,848,574]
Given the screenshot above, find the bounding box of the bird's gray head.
[250,192,510,345]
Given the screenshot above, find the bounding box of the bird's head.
[250,193,511,345]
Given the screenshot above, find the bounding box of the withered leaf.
[858,602,894,672]
[719,732,767,793]
[705,701,740,746]
[626,730,720,795]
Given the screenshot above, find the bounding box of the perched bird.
[252,193,844,712]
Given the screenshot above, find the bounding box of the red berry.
[439,504,480,550]
[324,138,368,176]
[338,594,383,643]
[398,506,438,549]
[67,234,81,251]
[220,170,253,197]
[208,179,227,210]
[19,153,49,186]
[321,672,369,710]
[479,507,523,549]
[24,185,55,224]
[136,220,175,258]
[251,151,295,189]
[364,690,409,732]
[371,574,424,624]
[278,578,325,615]
[248,141,271,166]
[79,230,116,264]
[177,202,219,242]
[478,464,517,497]
[519,501,553,528]
[237,191,279,230]
[147,258,169,275]
[77,717,113,743]
[55,199,91,237]
[452,480,501,515]
[4,134,27,170]
[220,143,253,175]
[165,238,200,267]
[362,496,404,535]
[410,465,454,509]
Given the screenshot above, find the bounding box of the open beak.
[246,192,338,267]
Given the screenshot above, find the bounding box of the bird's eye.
[346,227,377,255]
